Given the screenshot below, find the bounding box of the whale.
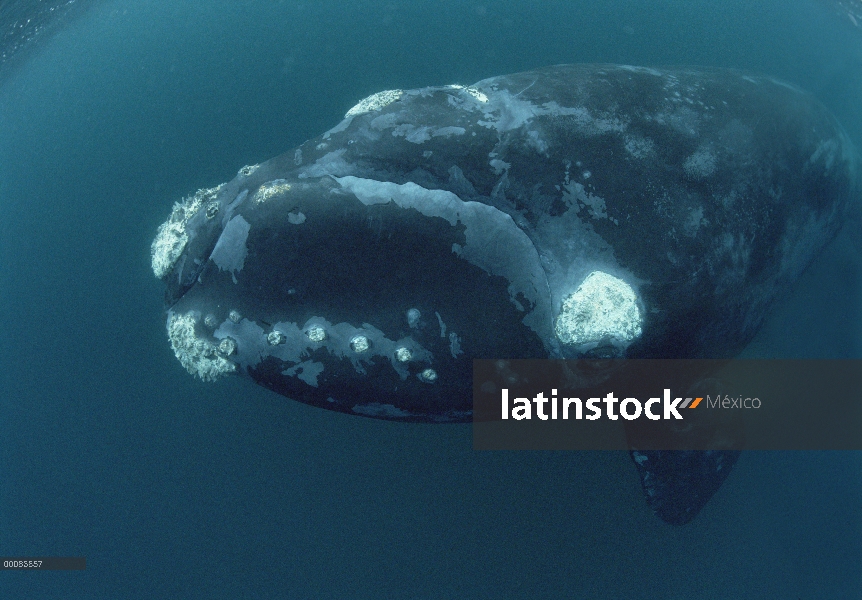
[150,64,861,524]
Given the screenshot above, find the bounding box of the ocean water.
[1,1,861,598]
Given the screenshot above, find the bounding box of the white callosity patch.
[350,335,370,353]
[151,185,222,278]
[307,325,327,342]
[215,318,276,369]
[406,308,421,328]
[530,186,627,345]
[267,330,286,346]
[345,89,403,118]
[253,179,292,204]
[218,337,237,356]
[166,312,236,382]
[333,176,552,343]
[209,215,251,284]
[555,271,642,349]
[151,216,189,278]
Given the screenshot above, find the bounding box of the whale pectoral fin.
[630,449,741,525]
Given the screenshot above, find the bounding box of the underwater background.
[1,0,861,598]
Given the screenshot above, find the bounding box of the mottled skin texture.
[157,64,860,523]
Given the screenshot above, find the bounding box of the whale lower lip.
[162,175,549,421]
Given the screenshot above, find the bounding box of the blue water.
[1,1,861,598]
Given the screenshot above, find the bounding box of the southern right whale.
[149,64,861,524]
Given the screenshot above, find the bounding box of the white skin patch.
[448,84,488,103]
[554,271,642,347]
[345,89,403,118]
[282,360,325,387]
[210,215,251,283]
[562,181,608,220]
